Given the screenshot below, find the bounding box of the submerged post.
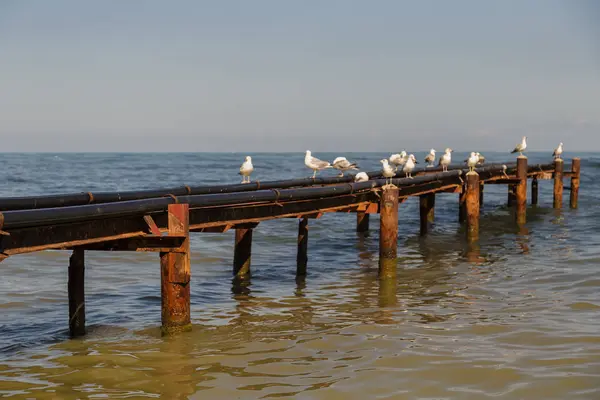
[356,211,370,233]
[68,248,85,337]
[553,159,564,209]
[419,193,435,235]
[458,183,467,223]
[507,184,516,207]
[515,156,528,224]
[570,157,581,209]
[160,203,191,334]
[531,177,539,206]
[379,187,399,278]
[297,217,308,276]
[465,172,480,241]
[233,227,253,277]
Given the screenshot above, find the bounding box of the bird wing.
[311,157,331,168]
[425,154,434,162]
[511,144,521,153]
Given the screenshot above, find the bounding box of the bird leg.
[312,170,317,178]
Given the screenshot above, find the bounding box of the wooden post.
[233,228,252,277]
[160,203,191,334]
[553,159,564,209]
[515,156,528,224]
[419,193,435,235]
[379,187,399,278]
[479,182,484,207]
[531,177,539,206]
[356,211,369,233]
[465,172,480,242]
[458,183,467,223]
[507,184,516,207]
[570,158,581,209]
[297,217,308,276]
[68,249,85,337]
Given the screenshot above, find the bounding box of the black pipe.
[0,161,552,212]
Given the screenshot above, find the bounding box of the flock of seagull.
[239,136,565,184]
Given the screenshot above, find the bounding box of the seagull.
[476,152,485,165]
[403,154,418,178]
[239,156,254,183]
[438,148,453,172]
[380,159,396,185]
[553,142,563,159]
[332,156,359,177]
[424,149,436,167]
[389,151,407,171]
[511,136,527,156]
[305,150,332,178]
[466,152,479,173]
[354,172,369,182]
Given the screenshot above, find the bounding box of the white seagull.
[424,149,436,167]
[553,142,563,159]
[332,156,359,177]
[389,151,407,171]
[380,159,396,185]
[305,150,332,178]
[438,148,453,172]
[239,156,254,183]
[354,172,369,182]
[466,152,479,172]
[511,136,527,156]
[403,154,418,178]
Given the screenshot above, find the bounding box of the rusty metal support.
[379,187,399,278]
[68,248,85,337]
[297,217,308,276]
[531,177,539,206]
[356,211,369,233]
[419,193,435,235]
[553,159,564,209]
[570,158,581,209]
[515,156,528,224]
[465,172,480,242]
[233,227,253,278]
[160,204,191,335]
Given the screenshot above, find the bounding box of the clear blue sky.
[1,0,599,152]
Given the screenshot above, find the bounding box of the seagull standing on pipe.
[403,154,418,178]
[305,150,332,178]
[424,149,436,167]
[389,151,407,171]
[380,159,396,185]
[332,156,359,177]
[239,156,254,184]
[466,152,479,173]
[553,142,563,159]
[511,136,527,156]
[438,148,453,172]
[354,172,369,182]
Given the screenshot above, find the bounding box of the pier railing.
[0,157,581,336]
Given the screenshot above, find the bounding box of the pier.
[0,157,581,336]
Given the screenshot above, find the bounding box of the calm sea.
[0,152,599,399]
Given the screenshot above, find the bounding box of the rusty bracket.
[143,215,162,236]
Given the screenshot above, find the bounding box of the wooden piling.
[379,187,399,278]
[458,183,467,223]
[507,184,516,207]
[553,159,564,209]
[297,217,308,276]
[356,211,369,233]
[515,156,528,224]
[68,248,85,337]
[160,203,191,334]
[570,157,581,209]
[419,193,435,235]
[233,228,252,277]
[465,172,480,242]
[531,177,538,206]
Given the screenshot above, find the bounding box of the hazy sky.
[1,0,599,152]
